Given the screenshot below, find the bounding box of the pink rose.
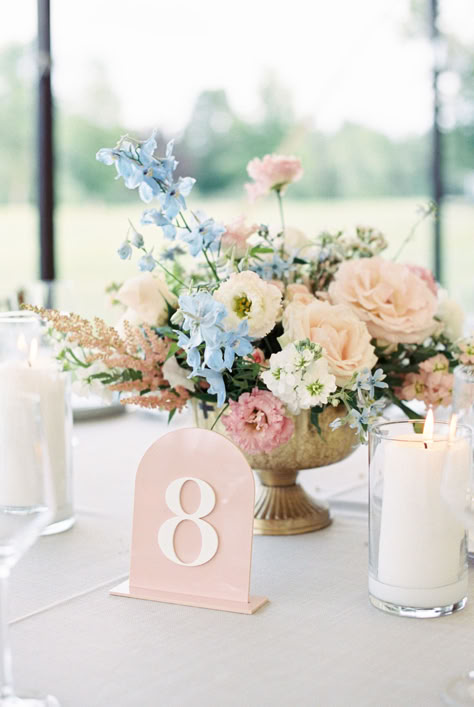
[396,355,453,408]
[222,388,294,454]
[282,299,377,385]
[329,257,438,344]
[406,264,438,296]
[221,216,258,257]
[245,154,303,201]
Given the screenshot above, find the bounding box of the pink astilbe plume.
[27,307,190,412]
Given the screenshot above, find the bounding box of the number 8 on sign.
[157,477,219,567]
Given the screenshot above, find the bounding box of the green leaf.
[249,245,274,256]
[154,325,179,340]
[165,341,179,362]
[168,408,177,424]
[310,405,325,438]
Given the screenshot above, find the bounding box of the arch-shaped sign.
[111,427,268,614]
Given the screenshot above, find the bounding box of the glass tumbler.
[369,419,471,618]
[0,312,74,534]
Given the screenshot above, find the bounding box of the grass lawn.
[2,196,473,320]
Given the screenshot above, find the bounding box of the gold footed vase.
[193,402,358,536]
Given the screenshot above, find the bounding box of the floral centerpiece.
[31,130,468,535]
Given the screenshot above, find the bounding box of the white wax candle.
[372,433,470,608]
[0,359,72,522]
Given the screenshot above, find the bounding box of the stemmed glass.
[0,394,59,706]
[441,365,474,706]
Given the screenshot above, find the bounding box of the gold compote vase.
[193,401,358,536]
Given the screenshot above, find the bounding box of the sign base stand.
[110,580,268,615]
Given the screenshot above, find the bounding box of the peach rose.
[281,299,377,385]
[285,283,315,306]
[328,257,438,344]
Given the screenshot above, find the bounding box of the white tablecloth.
[9,409,474,707]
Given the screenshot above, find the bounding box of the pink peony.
[406,264,438,296]
[329,257,438,345]
[221,216,258,257]
[396,354,453,408]
[245,154,303,201]
[222,388,294,454]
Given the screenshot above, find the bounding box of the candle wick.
[424,442,428,450]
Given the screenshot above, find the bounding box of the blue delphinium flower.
[131,230,144,248]
[175,292,253,407]
[97,131,181,204]
[141,208,177,240]
[117,241,132,260]
[197,369,227,408]
[221,319,253,369]
[137,251,156,272]
[177,292,227,349]
[180,212,226,257]
[161,245,185,261]
[160,177,196,220]
[96,148,141,188]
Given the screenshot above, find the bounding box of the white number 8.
[157,477,219,566]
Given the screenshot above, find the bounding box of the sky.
[2,0,472,138]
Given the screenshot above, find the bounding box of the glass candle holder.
[453,365,474,557]
[0,311,74,534]
[369,419,471,618]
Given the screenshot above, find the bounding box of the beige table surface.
[9,408,474,707]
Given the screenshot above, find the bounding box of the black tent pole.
[37,0,55,282]
[430,0,443,284]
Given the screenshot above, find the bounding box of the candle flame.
[28,338,38,366]
[449,413,457,442]
[423,408,435,442]
[17,334,27,353]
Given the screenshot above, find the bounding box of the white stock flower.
[72,360,115,403]
[162,355,195,392]
[436,289,464,341]
[261,340,336,414]
[213,270,282,338]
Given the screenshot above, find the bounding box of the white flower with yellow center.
[213,270,282,338]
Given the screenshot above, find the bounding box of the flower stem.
[392,202,436,262]
[276,188,285,235]
[211,403,229,430]
[203,249,220,283]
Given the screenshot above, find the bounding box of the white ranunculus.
[436,289,464,341]
[116,272,177,328]
[162,355,195,392]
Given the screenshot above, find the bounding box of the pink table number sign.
[111,427,268,614]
